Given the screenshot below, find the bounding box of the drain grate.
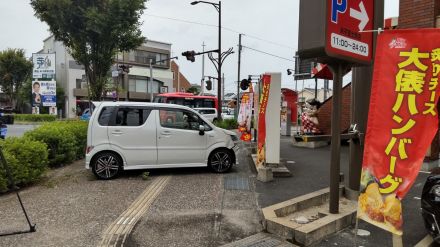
[224,176,250,191]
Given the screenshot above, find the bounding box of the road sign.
[298,0,374,65]
[326,0,374,62]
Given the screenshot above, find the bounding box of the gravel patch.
[0,160,152,247]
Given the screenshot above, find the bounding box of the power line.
[144,14,295,50]
[145,14,217,28]
[241,45,295,62]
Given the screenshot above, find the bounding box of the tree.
[31,0,146,100]
[0,49,33,109]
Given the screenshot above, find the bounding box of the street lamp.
[191,0,223,120]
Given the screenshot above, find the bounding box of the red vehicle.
[153,92,218,109]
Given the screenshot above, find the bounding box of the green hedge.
[0,120,87,192]
[44,121,88,159]
[13,114,57,122]
[25,123,73,167]
[0,137,48,192]
[214,119,238,130]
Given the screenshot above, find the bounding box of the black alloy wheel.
[92,152,121,179]
[209,149,233,173]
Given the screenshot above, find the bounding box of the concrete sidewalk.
[126,144,263,246]
[254,136,431,247]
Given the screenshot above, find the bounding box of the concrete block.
[262,187,357,246]
[257,167,273,182]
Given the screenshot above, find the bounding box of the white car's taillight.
[86,146,94,154]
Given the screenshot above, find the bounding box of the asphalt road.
[6,124,39,137]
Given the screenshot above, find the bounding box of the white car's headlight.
[230,135,238,142]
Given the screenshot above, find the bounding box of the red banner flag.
[358,29,440,235]
[256,75,271,167]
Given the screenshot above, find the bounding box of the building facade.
[170,60,191,93]
[40,37,175,118]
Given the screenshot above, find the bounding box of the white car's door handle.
[111,130,123,135]
[161,131,171,136]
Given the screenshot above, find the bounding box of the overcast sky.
[0,0,399,93]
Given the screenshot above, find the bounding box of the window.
[203,99,215,108]
[159,109,209,131]
[114,108,151,126]
[199,109,215,114]
[98,107,116,126]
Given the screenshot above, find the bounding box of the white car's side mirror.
[199,125,205,135]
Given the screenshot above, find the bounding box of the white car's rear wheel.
[92,152,121,180]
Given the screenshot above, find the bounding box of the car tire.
[209,149,233,173]
[92,152,121,180]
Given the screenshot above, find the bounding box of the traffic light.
[205,79,212,90]
[182,50,196,62]
[240,79,250,90]
[119,64,131,73]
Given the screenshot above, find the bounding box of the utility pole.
[149,58,154,101]
[201,42,206,95]
[236,33,242,119]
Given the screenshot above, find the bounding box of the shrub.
[14,114,57,122]
[214,119,238,130]
[0,137,48,192]
[25,123,76,167]
[45,121,88,159]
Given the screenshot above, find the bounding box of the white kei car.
[85,102,239,179]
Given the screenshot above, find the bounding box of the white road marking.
[286,161,295,164]
[414,197,421,200]
[116,217,124,225]
[420,171,431,174]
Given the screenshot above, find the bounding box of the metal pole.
[236,33,242,120]
[324,79,329,100]
[149,58,153,101]
[348,0,384,197]
[314,78,318,99]
[222,73,225,105]
[217,1,222,120]
[329,63,344,214]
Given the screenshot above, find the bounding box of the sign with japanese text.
[32,53,56,79]
[256,75,271,167]
[357,29,440,235]
[326,0,374,63]
[237,91,253,142]
[32,80,57,107]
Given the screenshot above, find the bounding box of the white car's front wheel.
[209,149,233,173]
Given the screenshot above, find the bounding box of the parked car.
[86,102,239,179]
[421,172,440,243]
[194,108,218,123]
[80,108,92,121]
